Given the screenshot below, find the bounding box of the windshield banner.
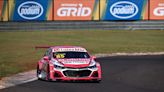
[10,0,52,21]
[100,0,148,20]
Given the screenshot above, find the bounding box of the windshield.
[53,52,90,59]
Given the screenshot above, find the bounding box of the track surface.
[1,55,164,92]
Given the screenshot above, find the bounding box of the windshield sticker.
[55,53,65,58]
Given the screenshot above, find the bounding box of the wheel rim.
[37,66,46,79]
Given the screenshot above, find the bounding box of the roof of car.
[50,46,87,52]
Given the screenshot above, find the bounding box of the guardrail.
[0,21,163,31]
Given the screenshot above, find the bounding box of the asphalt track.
[1,55,164,92]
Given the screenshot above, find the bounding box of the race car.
[36,46,102,82]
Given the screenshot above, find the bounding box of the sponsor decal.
[63,61,88,64]
[59,59,90,65]
[57,3,91,17]
[150,0,164,20]
[0,1,3,16]
[110,1,139,19]
[18,1,44,20]
[53,0,95,20]
[53,48,87,52]
[153,3,164,16]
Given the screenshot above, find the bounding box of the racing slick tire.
[37,65,42,80]
[37,64,51,81]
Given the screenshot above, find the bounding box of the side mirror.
[43,56,49,61]
[92,56,96,60]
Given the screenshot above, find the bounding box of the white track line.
[0,70,37,89]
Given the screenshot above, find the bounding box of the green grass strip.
[0,30,164,78]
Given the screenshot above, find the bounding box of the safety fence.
[0,0,164,21]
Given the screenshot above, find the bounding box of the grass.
[0,30,164,79]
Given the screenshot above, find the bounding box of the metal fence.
[0,21,164,31]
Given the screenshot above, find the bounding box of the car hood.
[57,58,91,68]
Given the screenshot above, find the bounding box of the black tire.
[37,64,47,81]
[37,65,42,80]
[37,64,51,81]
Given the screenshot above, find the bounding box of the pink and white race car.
[36,46,102,82]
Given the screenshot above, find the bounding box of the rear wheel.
[37,65,46,80]
[37,65,42,80]
[37,64,50,81]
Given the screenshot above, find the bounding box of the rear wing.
[35,46,51,50]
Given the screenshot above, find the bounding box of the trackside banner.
[53,0,99,20]
[101,0,148,20]
[149,0,164,20]
[10,0,53,21]
[0,0,8,21]
[1,0,163,21]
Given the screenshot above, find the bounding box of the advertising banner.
[53,0,99,20]
[10,0,52,21]
[101,0,148,20]
[0,0,8,21]
[150,0,164,20]
[0,0,3,18]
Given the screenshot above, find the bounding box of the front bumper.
[50,67,101,81]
